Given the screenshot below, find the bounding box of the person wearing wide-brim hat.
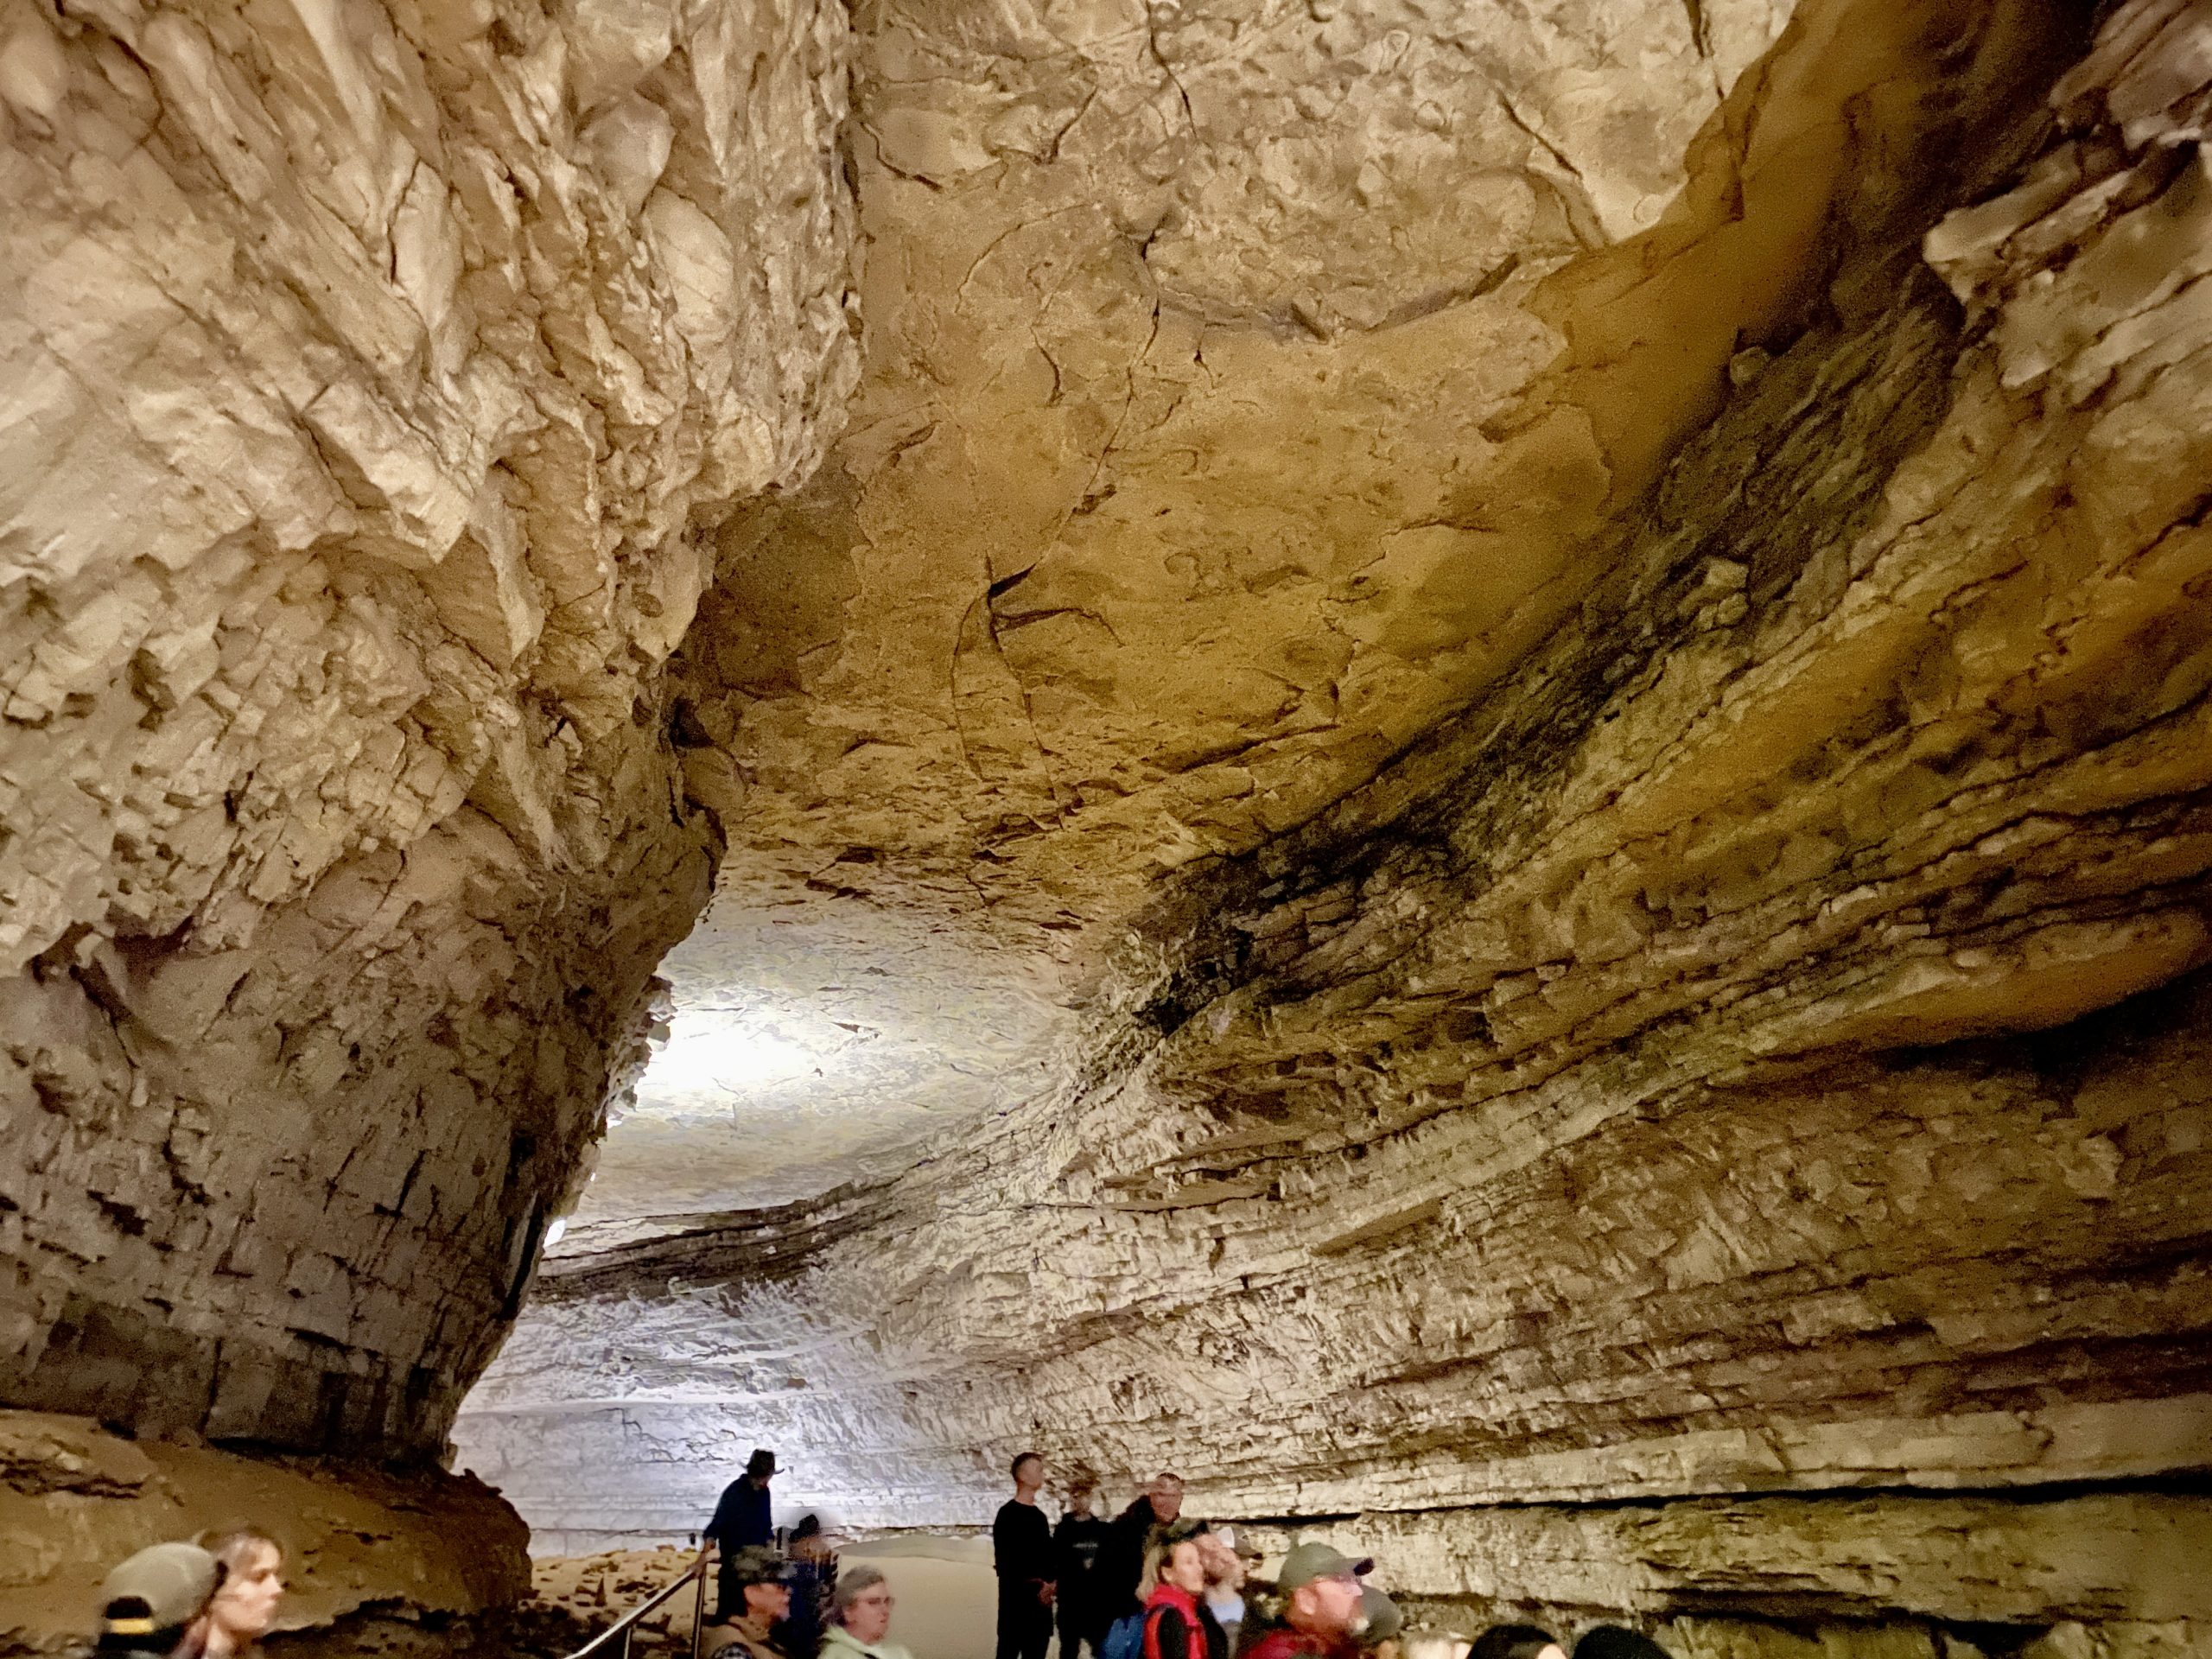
[708,1450,780,1620]
[96,1542,223,1659]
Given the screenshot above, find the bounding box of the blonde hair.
[1137,1537,1170,1601]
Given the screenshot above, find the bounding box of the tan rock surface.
[462,1,2212,1642]
[6,0,2212,1648]
[0,1410,525,1643]
[0,0,856,1451]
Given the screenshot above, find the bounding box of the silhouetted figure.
[709,1450,779,1621]
[994,1452,1056,1659]
[781,1515,837,1659]
[1574,1631,1670,1659]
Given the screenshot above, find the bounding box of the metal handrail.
[567,1545,713,1659]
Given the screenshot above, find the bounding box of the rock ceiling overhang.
[575,0,1893,1239]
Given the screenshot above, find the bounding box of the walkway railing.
[565,1547,712,1659]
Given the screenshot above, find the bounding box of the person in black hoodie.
[994,1452,1056,1659]
[1054,1472,1113,1659]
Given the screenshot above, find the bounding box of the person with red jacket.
[1239,1543,1373,1659]
[1141,1531,1226,1659]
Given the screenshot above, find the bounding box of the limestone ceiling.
[575,0,1811,1236]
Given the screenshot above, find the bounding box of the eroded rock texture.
[0,0,855,1452]
[0,1408,527,1652]
[463,0,2212,1643]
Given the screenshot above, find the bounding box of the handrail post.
[691,1547,709,1659]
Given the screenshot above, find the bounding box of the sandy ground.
[528,1538,1004,1659]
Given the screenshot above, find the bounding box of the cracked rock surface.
[464,0,2212,1645]
[0,0,855,1453]
[5,0,2212,1649]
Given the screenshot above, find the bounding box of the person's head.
[1196,1529,1243,1591]
[727,1548,791,1624]
[1012,1452,1045,1495]
[98,1543,222,1655]
[1573,1630,1669,1659]
[204,1533,285,1647]
[834,1566,895,1646]
[1065,1470,1098,1516]
[746,1448,779,1486]
[1470,1626,1566,1659]
[1276,1541,1370,1637]
[1356,1587,1402,1649]
[1141,1535,1209,1599]
[1146,1472,1185,1524]
[789,1515,830,1561]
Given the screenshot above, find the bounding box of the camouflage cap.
[724,1546,791,1587]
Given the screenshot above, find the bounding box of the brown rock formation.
[462,0,2212,1644]
[0,0,854,1454]
[0,1410,526,1648]
[5,0,2211,1649]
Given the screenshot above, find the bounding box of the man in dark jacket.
[708,1449,779,1619]
[1098,1472,1185,1620]
[993,1452,1055,1659]
[1053,1472,1112,1659]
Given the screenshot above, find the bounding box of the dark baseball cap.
[1277,1541,1373,1589]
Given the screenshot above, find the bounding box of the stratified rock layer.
[462,1,2212,1644]
[0,0,855,1453]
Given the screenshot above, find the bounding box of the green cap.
[1357,1587,1402,1645]
[725,1546,790,1587]
[100,1543,220,1637]
[1277,1541,1373,1590]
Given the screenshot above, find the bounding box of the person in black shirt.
[993,1452,1055,1659]
[1053,1472,1112,1659]
[707,1449,779,1620]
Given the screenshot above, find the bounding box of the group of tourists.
[702,1450,1674,1659]
[87,1532,286,1659]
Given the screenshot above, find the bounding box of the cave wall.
[0,1409,526,1652]
[0,0,855,1456]
[460,0,2212,1640]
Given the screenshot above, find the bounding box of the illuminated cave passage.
[3,0,2209,1655]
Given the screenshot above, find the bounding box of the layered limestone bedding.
[3,0,2210,1654]
[461,0,2212,1647]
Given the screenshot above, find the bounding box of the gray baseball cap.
[1277,1541,1374,1590]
